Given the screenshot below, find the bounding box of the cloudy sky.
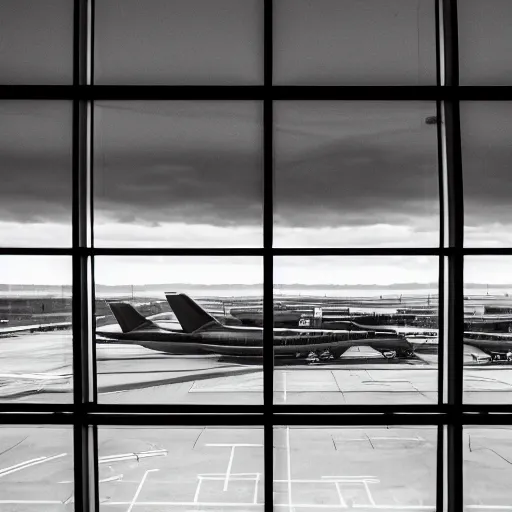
[93,101,263,247]
[2,255,510,288]
[274,0,436,85]
[95,0,263,85]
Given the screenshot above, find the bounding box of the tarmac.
[3,332,512,404]
[0,425,511,511]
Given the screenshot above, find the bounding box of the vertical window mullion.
[440,1,463,511]
[73,1,95,511]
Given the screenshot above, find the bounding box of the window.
[0,1,509,511]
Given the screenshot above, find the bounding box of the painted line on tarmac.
[286,426,292,512]
[126,468,159,512]
[0,453,67,478]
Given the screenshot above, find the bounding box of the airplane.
[464,331,512,362]
[96,292,414,361]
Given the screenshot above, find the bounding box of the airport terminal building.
[1,1,512,511]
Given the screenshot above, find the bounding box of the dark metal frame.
[1,0,512,511]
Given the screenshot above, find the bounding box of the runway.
[3,332,512,404]
[0,425,510,511]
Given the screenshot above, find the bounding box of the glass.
[95,256,263,404]
[273,101,439,247]
[0,256,73,403]
[273,0,436,85]
[274,426,437,510]
[462,102,512,247]
[464,426,512,510]
[94,101,263,247]
[98,426,264,510]
[94,0,263,85]
[464,256,512,403]
[459,0,512,85]
[0,426,73,510]
[0,1,73,84]
[0,101,72,247]
[273,256,439,404]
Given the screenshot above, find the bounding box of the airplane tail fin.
[165,293,220,333]
[108,302,154,333]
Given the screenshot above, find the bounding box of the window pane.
[273,256,439,405]
[464,257,512,403]
[94,101,263,247]
[462,102,512,247]
[95,256,263,404]
[459,0,512,85]
[0,101,72,247]
[274,0,436,85]
[274,101,439,247]
[94,0,263,85]
[464,426,512,509]
[0,1,73,84]
[0,426,73,510]
[98,426,264,510]
[0,256,72,403]
[274,426,437,509]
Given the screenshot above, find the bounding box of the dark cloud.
[0,102,72,224]
[94,101,263,227]
[274,101,439,230]
[461,102,512,227]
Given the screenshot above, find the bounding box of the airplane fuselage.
[97,321,412,357]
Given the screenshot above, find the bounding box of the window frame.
[1,0,512,511]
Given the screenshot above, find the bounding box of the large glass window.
[0,1,509,511]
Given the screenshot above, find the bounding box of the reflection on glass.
[459,0,512,85]
[95,256,263,404]
[464,257,512,403]
[0,1,73,84]
[0,101,72,247]
[94,0,263,85]
[0,256,73,403]
[462,102,512,247]
[98,427,264,510]
[273,0,436,85]
[94,101,263,247]
[464,426,512,510]
[274,101,439,247]
[273,256,439,404]
[274,426,437,510]
[0,426,73,509]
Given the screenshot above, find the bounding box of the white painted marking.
[283,371,287,402]
[99,474,123,483]
[363,480,376,506]
[253,473,260,504]
[0,456,47,474]
[99,449,167,464]
[322,476,377,480]
[193,477,202,503]
[0,373,68,381]
[205,444,263,447]
[98,503,437,509]
[224,446,235,492]
[275,479,380,484]
[334,482,347,508]
[126,468,158,512]
[0,453,67,478]
[286,426,292,512]
[0,501,65,505]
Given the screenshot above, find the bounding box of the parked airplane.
[96,292,413,361]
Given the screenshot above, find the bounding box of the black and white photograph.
[1,0,512,510]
